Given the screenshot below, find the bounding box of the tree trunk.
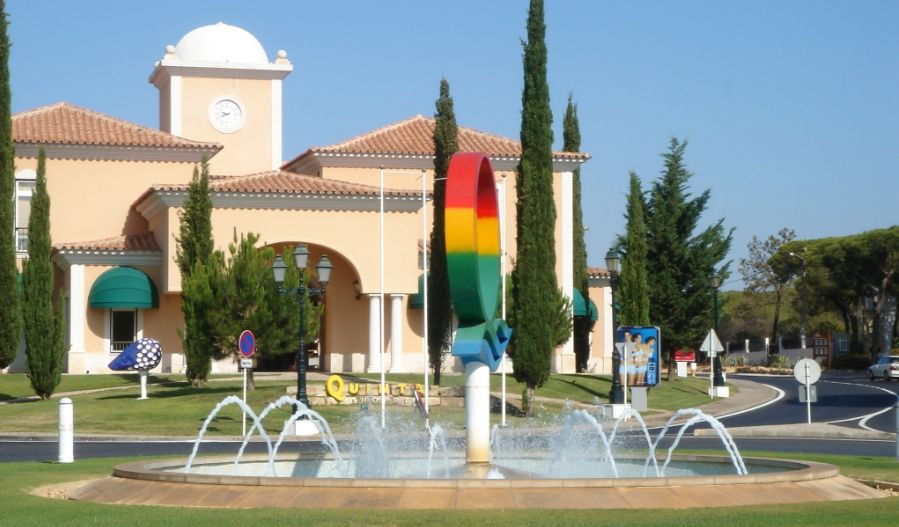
[523,385,536,417]
[769,288,782,350]
[247,367,256,391]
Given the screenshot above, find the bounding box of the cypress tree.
[563,95,591,372]
[180,255,222,387]
[619,172,650,326]
[428,78,457,386]
[0,2,21,370]
[176,159,213,276]
[23,148,66,398]
[176,159,216,386]
[645,139,732,379]
[511,0,557,414]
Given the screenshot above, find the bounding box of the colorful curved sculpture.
[108,337,162,371]
[445,152,511,371]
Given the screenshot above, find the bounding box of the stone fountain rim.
[113,454,839,489]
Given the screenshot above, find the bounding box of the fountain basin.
[63,454,886,509]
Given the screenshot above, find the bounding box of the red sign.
[674,349,696,362]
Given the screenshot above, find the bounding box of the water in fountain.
[185,395,273,474]
[426,424,450,479]
[186,395,346,477]
[548,410,619,478]
[647,408,747,476]
[257,396,345,476]
[185,397,748,480]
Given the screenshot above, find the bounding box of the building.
[6,23,613,376]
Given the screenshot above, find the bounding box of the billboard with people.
[616,326,661,387]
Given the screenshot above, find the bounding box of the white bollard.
[58,397,74,463]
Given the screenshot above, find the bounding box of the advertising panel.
[616,326,661,387]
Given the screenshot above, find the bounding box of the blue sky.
[7,1,898,288]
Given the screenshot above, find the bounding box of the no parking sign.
[239,330,256,358]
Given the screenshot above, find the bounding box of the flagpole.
[421,170,430,429]
[380,166,386,428]
[498,177,508,427]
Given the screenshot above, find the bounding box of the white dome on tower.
[174,22,269,65]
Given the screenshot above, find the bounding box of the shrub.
[831,353,872,370]
[767,354,792,369]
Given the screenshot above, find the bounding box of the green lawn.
[0,453,895,526]
[0,373,720,436]
[0,373,185,401]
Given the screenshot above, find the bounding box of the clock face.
[209,98,244,133]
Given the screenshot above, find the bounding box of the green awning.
[573,288,598,321]
[89,267,158,309]
[409,274,425,309]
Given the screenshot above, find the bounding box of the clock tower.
[149,23,292,175]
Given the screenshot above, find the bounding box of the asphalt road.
[720,373,899,433]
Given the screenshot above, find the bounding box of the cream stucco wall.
[13,158,195,246]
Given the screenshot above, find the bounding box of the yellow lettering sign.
[325,374,345,402]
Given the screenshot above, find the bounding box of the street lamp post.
[789,252,808,349]
[272,243,332,413]
[710,274,725,388]
[605,249,624,405]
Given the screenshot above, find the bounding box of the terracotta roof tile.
[55,232,161,252]
[283,115,589,170]
[588,266,611,279]
[13,102,221,150]
[154,170,418,197]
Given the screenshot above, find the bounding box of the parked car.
[867,355,899,381]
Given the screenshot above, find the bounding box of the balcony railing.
[111,341,132,352]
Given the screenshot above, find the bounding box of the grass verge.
[0,373,719,436]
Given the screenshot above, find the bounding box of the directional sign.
[239,330,256,358]
[699,329,724,356]
[794,358,821,385]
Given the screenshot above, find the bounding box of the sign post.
[794,358,821,424]
[239,330,256,436]
[700,329,726,397]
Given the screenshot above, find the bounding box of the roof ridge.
[312,114,431,151]
[13,102,221,148]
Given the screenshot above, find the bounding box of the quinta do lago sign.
[325,374,425,403]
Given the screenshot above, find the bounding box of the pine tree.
[564,95,591,372]
[428,78,457,386]
[619,172,650,326]
[176,159,216,386]
[645,139,732,379]
[0,2,21,370]
[23,148,66,398]
[511,0,557,415]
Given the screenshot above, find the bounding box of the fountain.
[68,153,885,508]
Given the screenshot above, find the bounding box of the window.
[110,310,137,352]
[14,169,36,253]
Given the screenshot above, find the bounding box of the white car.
[868,355,899,381]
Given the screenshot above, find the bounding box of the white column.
[367,294,382,372]
[390,294,405,372]
[69,264,85,354]
[558,171,575,372]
